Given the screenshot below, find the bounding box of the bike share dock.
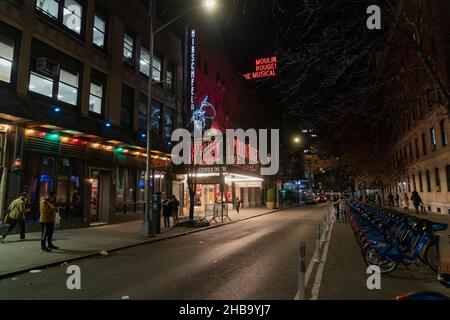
[317,210,450,300]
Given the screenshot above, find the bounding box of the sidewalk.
[0,207,280,279]
[317,219,450,300]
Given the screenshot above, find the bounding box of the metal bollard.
[295,242,306,300]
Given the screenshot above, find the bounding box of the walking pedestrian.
[401,193,409,213]
[1,193,29,243]
[234,197,241,214]
[332,196,341,220]
[171,195,180,226]
[395,193,400,208]
[411,191,424,215]
[375,193,382,206]
[39,192,59,252]
[387,193,395,208]
[162,199,171,228]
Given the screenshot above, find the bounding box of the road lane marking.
[309,218,335,300]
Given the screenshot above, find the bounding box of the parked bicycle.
[348,202,448,275]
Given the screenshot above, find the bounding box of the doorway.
[89,170,111,223]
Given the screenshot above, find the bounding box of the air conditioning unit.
[36,57,60,78]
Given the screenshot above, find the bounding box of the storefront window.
[116,166,125,213]
[126,169,136,203]
[138,170,145,203]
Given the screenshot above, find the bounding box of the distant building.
[378,0,450,214]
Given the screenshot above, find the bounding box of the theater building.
[174,27,268,215]
[0,0,183,227]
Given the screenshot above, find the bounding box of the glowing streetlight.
[203,0,216,10]
[293,137,301,144]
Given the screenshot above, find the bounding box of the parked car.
[315,194,328,203]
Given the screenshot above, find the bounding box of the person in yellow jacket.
[40,192,59,252]
[1,193,28,243]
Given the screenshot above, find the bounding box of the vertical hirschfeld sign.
[189,28,196,113]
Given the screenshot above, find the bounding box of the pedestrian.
[162,199,171,228]
[387,193,395,208]
[400,193,409,213]
[1,193,29,243]
[411,191,424,215]
[332,196,341,220]
[395,193,400,208]
[39,192,59,252]
[375,193,382,206]
[234,197,241,214]
[171,195,180,226]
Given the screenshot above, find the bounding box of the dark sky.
[156,0,276,72]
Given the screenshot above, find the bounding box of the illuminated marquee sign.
[190,139,259,166]
[244,56,277,80]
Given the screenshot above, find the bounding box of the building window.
[58,69,79,106]
[121,85,134,128]
[436,167,442,192]
[415,138,419,159]
[123,34,134,65]
[419,172,423,193]
[93,15,106,48]
[138,94,147,132]
[29,71,53,97]
[426,170,431,192]
[62,0,82,34]
[164,107,174,139]
[89,74,104,115]
[446,165,450,192]
[430,127,437,152]
[422,133,428,156]
[409,142,413,159]
[36,0,83,35]
[0,36,14,84]
[139,47,150,77]
[36,0,59,19]
[412,174,417,191]
[441,120,448,146]
[166,63,174,92]
[151,101,162,134]
[152,55,162,83]
[407,176,411,193]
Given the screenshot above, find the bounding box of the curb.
[0,207,289,280]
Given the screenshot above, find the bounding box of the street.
[0,206,325,300]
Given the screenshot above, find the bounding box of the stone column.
[257,188,263,206]
[243,188,250,209]
[249,188,256,207]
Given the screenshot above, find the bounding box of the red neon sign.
[244,56,277,80]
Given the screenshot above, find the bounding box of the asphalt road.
[0,206,327,300]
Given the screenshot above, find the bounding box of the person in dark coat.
[387,193,395,208]
[411,191,424,215]
[162,199,172,228]
[234,197,241,214]
[171,196,180,226]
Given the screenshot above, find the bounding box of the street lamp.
[293,136,301,145]
[203,0,216,10]
[142,0,216,238]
